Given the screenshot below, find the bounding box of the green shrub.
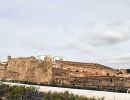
[0,84,37,100]
[44,91,104,100]
[0,84,104,100]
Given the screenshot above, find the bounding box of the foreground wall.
[3,82,130,100]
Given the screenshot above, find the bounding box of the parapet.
[8,55,11,60]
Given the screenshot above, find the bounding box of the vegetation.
[0,84,37,100]
[0,84,104,100]
[44,91,104,100]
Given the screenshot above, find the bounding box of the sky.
[0,0,130,69]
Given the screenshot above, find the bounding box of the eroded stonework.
[3,56,52,84]
[0,55,130,90]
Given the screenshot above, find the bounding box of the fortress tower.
[43,55,53,83]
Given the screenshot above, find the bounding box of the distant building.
[36,55,66,62]
[0,59,7,65]
[54,56,65,61]
[36,55,46,61]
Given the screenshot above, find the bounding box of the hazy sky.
[0,0,130,69]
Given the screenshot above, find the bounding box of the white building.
[54,56,66,61]
[36,55,66,63]
[36,55,46,61]
[0,59,7,64]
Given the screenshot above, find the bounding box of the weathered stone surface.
[0,55,130,90]
[4,56,52,83]
[0,63,6,79]
[55,60,117,77]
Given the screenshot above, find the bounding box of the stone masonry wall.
[0,55,130,91]
[4,56,53,84]
[0,63,6,79]
[55,60,117,76]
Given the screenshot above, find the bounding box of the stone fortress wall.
[0,56,53,83]
[0,63,6,78]
[0,55,130,90]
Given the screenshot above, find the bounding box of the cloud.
[20,35,94,59]
[89,31,129,46]
[61,43,93,54]
[21,36,52,51]
[79,21,130,47]
[115,54,130,62]
[109,53,130,66]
